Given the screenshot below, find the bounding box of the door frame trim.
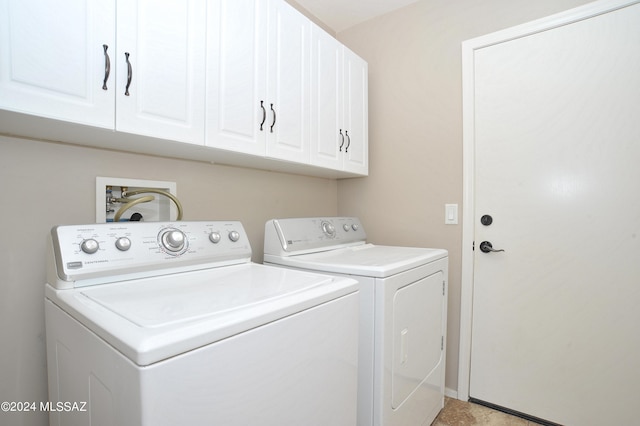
[457,0,639,400]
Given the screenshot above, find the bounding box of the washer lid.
[264,244,448,278]
[45,263,358,366]
[81,264,334,328]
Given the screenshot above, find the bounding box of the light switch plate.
[445,204,458,225]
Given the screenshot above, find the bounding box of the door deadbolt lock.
[481,215,493,226]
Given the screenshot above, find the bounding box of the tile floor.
[432,398,543,426]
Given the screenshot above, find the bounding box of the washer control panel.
[265,217,367,255]
[49,221,252,288]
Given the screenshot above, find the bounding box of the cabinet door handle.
[124,52,132,96]
[102,44,111,90]
[345,130,351,153]
[270,103,276,133]
[259,100,266,131]
[339,129,345,152]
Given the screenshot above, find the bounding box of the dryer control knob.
[343,224,350,232]
[209,232,221,244]
[115,237,131,251]
[162,230,186,252]
[351,224,359,231]
[228,230,240,242]
[80,238,99,254]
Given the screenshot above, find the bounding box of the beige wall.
[0,135,337,426]
[335,0,592,392]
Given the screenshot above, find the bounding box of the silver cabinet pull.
[339,129,345,151]
[102,45,111,90]
[270,103,276,133]
[259,101,266,131]
[124,52,132,96]
[345,130,351,153]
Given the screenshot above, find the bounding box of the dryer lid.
[265,244,448,278]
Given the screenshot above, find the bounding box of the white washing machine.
[264,217,448,426]
[45,220,359,426]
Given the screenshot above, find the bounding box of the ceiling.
[294,0,420,32]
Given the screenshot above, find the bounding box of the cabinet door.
[116,0,206,145]
[206,0,267,156]
[343,48,368,175]
[0,0,115,128]
[310,25,343,170]
[265,0,310,163]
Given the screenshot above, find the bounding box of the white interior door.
[468,2,640,425]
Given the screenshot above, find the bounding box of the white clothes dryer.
[45,220,359,426]
[264,217,448,426]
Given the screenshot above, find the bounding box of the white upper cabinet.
[206,0,310,163]
[310,28,368,175]
[342,47,368,175]
[264,0,310,163]
[0,0,206,145]
[1,0,366,177]
[0,0,115,128]
[206,0,267,156]
[310,25,343,170]
[116,0,206,145]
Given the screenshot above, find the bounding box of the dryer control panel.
[48,221,252,289]
[264,217,367,256]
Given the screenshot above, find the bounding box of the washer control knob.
[80,238,99,254]
[209,232,221,244]
[228,230,240,242]
[321,221,335,237]
[343,224,350,232]
[352,224,359,231]
[115,237,131,251]
[162,230,186,252]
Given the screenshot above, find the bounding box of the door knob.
[479,241,505,253]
